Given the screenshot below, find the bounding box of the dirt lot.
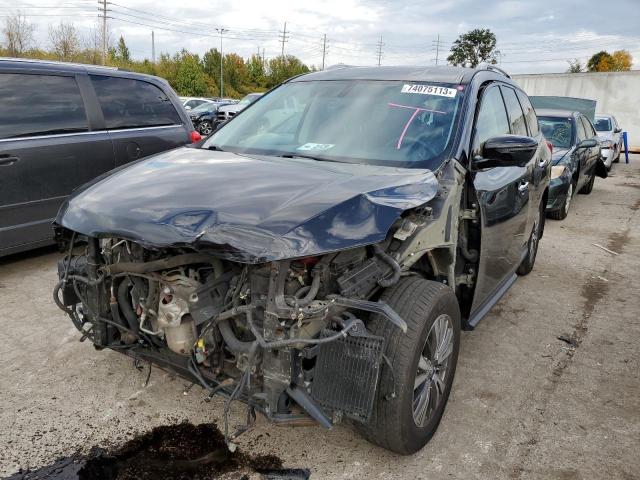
[1,157,639,479]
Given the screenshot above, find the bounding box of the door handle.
[518,181,529,192]
[0,156,19,166]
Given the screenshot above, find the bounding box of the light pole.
[215,28,228,98]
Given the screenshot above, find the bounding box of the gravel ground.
[1,157,639,479]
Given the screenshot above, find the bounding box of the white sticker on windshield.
[401,84,457,98]
[297,143,335,151]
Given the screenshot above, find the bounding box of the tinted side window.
[90,75,181,129]
[516,90,539,136]
[0,73,87,140]
[473,86,510,153]
[501,86,528,136]
[576,117,587,141]
[582,117,596,137]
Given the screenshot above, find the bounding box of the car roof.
[536,108,579,118]
[289,65,497,85]
[0,57,168,84]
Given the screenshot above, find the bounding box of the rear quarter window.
[0,73,87,139]
[90,75,181,129]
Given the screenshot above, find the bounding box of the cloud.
[12,0,640,73]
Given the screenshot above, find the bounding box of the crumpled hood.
[57,148,439,263]
[552,147,571,165]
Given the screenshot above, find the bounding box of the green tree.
[246,54,266,87]
[566,58,583,73]
[114,35,130,63]
[224,53,248,93]
[174,52,208,96]
[203,48,222,88]
[266,55,309,87]
[447,28,498,68]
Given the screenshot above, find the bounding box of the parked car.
[216,92,263,124]
[180,96,215,110]
[189,100,236,136]
[0,58,200,257]
[53,65,550,455]
[538,109,607,220]
[594,114,623,169]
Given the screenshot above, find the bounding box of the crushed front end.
[53,232,409,440]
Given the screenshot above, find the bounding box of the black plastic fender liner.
[328,295,408,333]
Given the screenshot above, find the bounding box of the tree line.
[0,13,312,98]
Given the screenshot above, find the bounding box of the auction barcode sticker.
[401,84,457,98]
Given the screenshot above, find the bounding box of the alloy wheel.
[413,314,454,427]
[200,121,213,136]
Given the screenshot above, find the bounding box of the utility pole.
[151,30,155,64]
[262,48,266,67]
[100,0,107,65]
[279,21,289,57]
[215,27,228,98]
[321,33,327,70]
[432,35,446,65]
[376,36,384,66]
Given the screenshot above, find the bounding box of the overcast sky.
[3,0,640,74]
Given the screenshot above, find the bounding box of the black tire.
[517,202,543,276]
[579,172,595,194]
[198,120,213,136]
[614,146,620,163]
[357,277,461,455]
[547,181,573,221]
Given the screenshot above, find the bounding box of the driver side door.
[468,84,532,325]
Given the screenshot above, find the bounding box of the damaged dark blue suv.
[53,65,550,454]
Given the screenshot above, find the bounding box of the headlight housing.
[551,165,566,179]
[601,140,613,148]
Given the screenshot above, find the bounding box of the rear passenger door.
[0,72,114,254]
[89,75,188,167]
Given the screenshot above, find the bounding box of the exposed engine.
[54,234,407,441]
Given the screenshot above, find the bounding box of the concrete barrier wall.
[513,71,640,150]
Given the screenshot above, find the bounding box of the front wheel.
[548,181,573,221]
[357,277,461,455]
[198,120,214,136]
[579,172,595,194]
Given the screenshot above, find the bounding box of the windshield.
[238,93,261,106]
[539,116,574,149]
[593,117,612,132]
[192,102,215,113]
[204,80,465,168]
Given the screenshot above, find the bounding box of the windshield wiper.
[277,153,335,162]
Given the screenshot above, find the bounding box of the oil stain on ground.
[6,423,310,480]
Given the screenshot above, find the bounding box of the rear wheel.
[579,172,595,194]
[357,277,461,455]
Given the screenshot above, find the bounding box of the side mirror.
[614,127,622,133]
[475,135,538,169]
[185,106,192,110]
[578,138,598,149]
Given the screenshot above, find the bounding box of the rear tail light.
[190,130,202,143]
[545,140,553,155]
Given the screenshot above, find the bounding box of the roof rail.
[0,57,119,70]
[477,62,511,79]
